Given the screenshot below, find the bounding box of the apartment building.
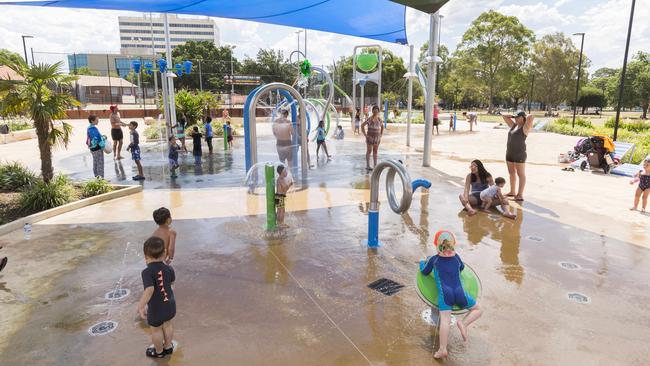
[119,14,220,55]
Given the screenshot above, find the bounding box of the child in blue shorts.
[127,121,145,181]
[420,230,482,358]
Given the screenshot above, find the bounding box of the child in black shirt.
[127,121,145,181]
[138,237,176,358]
[191,126,202,164]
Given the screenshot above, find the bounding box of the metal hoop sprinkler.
[366,160,431,248]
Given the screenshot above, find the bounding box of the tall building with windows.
[118,14,220,55]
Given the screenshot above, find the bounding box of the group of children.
[167,116,234,178]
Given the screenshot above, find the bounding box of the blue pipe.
[411,179,431,192]
[383,99,389,128]
[367,210,380,248]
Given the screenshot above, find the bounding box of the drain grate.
[567,292,591,304]
[525,235,544,242]
[105,288,130,301]
[88,320,118,336]
[559,262,581,270]
[367,278,404,296]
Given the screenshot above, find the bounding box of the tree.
[532,32,589,110]
[0,59,78,182]
[174,89,220,125]
[75,66,101,76]
[0,49,24,66]
[240,48,294,88]
[605,52,650,118]
[172,41,240,92]
[456,10,535,112]
[577,86,605,114]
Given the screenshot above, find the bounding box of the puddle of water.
[525,235,544,243]
[421,308,456,327]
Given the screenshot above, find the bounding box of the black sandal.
[146,347,166,358]
[163,345,174,356]
[0,257,7,273]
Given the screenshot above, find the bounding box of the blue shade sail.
[1,0,409,44]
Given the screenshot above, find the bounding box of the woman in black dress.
[502,111,534,201]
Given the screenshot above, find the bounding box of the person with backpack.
[87,114,105,178]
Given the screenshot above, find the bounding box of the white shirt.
[480,185,500,200]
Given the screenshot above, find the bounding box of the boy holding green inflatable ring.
[420,230,483,359]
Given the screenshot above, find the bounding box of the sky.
[0,0,648,74]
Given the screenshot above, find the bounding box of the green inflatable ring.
[416,263,482,314]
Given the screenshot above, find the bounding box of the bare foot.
[503,213,516,219]
[467,208,477,216]
[433,348,448,359]
[457,319,468,342]
[481,208,491,213]
[506,192,516,197]
[630,207,637,211]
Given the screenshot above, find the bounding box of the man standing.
[272,110,294,167]
[109,105,127,159]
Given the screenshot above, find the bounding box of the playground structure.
[352,45,383,117]
[366,160,431,248]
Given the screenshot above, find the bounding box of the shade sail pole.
[423,12,439,167]
[164,13,177,129]
[406,44,414,147]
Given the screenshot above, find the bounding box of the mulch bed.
[0,192,32,226]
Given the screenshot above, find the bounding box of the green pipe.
[319,82,351,102]
[265,164,277,230]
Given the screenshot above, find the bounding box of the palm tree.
[0,59,78,183]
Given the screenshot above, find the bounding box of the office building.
[118,14,220,55]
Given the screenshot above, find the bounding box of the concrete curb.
[0,184,142,236]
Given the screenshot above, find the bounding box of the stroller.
[573,136,617,174]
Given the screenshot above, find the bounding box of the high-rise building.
[118,14,220,55]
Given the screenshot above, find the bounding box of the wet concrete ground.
[1,132,649,365]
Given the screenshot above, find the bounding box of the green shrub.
[19,175,76,212]
[0,162,37,191]
[144,123,162,140]
[575,117,593,128]
[604,117,650,133]
[5,118,33,132]
[552,117,592,128]
[81,177,113,198]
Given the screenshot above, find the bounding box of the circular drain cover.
[525,235,544,242]
[88,320,118,336]
[559,262,581,270]
[421,308,456,327]
[105,288,130,301]
[567,292,591,304]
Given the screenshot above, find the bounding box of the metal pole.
[30,48,34,65]
[304,29,307,58]
[106,54,113,105]
[614,0,636,141]
[164,13,177,129]
[21,36,29,64]
[198,59,203,91]
[150,12,159,107]
[407,45,414,147]
[230,51,234,105]
[572,33,585,128]
[423,12,439,167]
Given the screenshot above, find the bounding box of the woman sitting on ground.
[459,159,515,218]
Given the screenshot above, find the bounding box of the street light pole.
[21,35,33,64]
[230,45,236,107]
[528,72,536,113]
[572,32,585,128]
[614,0,637,141]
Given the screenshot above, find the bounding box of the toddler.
[276,165,293,227]
[479,177,505,211]
[137,237,176,358]
[630,158,650,212]
[420,231,482,359]
[191,126,202,164]
[168,136,180,178]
